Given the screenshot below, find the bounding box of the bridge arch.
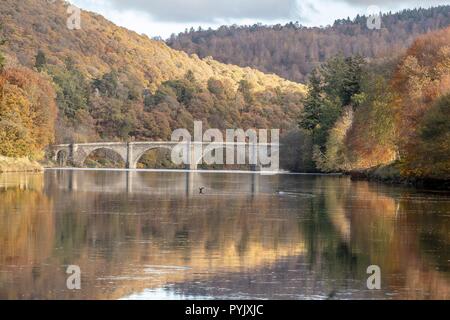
[68,143,128,168]
[131,145,175,169]
[52,145,71,166]
[80,147,128,168]
[56,149,69,166]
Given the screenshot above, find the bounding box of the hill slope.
[0,0,306,150]
[0,0,304,93]
[295,25,450,180]
[168,6,450,82]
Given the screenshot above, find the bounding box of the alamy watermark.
[367,265,381,290]
[366,5,382,30]
[66,265,81,290]
[171,121,280,173]
[67,5,81,30]
[46,0,81,30]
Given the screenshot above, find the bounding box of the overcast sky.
[69,0,450,38]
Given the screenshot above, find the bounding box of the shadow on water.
[0,170,449,299]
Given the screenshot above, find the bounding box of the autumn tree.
[345,60,399,169]
[415,94,450,178]
[0,67,57,159]
[393,26,450,178]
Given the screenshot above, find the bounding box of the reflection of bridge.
[51,142,272,170]
[46,170,262,196]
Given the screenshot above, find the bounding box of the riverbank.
[0,156,43,173]
[350,163,450,190]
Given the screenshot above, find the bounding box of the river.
[0,169,449,300]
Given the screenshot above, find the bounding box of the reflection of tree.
[298,177,368,292]
[49,192,306,287]
[309,177,450,299]
[1,172,449,300]
[1,172,306,299]
[0,173,55,299]
[162,178,450,300]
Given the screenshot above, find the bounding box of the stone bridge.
[51,141,275,171]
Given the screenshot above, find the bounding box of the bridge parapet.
[50,141,277,170]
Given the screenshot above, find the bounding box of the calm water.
[0,169,449,300]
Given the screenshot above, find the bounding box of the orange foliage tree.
[0,67,57,159]
[392,26,450,178]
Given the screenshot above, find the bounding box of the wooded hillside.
[0,0,306,151]
[168,6,450,82]
[299,26,450,180]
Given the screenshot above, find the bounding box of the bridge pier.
[249,143,261,172]
[188,143,199,171]
[126,143,136,169]
[70,144,82,167]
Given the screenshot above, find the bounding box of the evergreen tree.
[0,25,6,71]
[47,58,89,120]
[300,55,365,154]
[238,79,254,104]
[34,50,47,71]
[0,51,4,71]
[299,69,322,131]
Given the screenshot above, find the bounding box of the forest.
[0,0,307,170]
[168,6,450,83]
[0,37,57,160]
[0,0,448,182]
[298,26,450,181]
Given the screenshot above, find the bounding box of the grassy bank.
[0,156,43,173]
[350,162,450,190]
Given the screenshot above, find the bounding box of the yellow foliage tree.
[0,67,57,159]
[393,26,450,178]
[0,81,35,157]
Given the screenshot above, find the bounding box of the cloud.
[69,0,450,38]
[337,0,449,7]
[106,0,300,23]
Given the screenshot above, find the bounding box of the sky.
[69,0,450,39]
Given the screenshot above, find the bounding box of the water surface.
[0,170,449,300]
